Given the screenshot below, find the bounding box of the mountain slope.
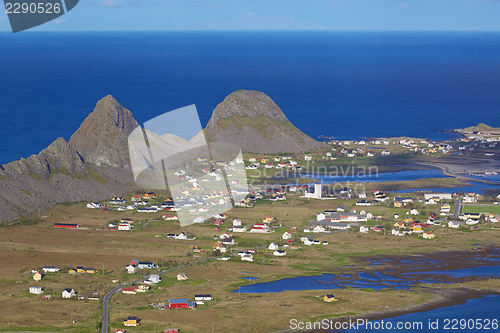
[0,96,138,222]
[205,90,327,153]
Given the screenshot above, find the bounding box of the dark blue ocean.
[1,31,500,165]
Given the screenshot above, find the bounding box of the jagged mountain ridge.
[0,90,325,222]
[0,96,138,222]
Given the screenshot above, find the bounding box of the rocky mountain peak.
[206,90,287,137]
[205,89,327,153]
[69,95,139,168]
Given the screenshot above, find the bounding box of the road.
[415,162,500,186]
[101,228,335,332]
[101,255,234,332]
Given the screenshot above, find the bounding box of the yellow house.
[136,284,150,292]
[33,272,43,282]
[394,202,402,208]
[404,217,413,223]
[423,232,435,239]
[68,269,77,274]
[76,267,86,273]
[123,316,139,326]
[464,213,481,220]
[263,216,274,223]
[121,218,133,223]
[412,226,423,233]
[393,222,405,228]
[85,268,97,274]
[261,158,269,163]
[324,294,337,302]
[274,156,282,162]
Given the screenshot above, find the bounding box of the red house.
[169,298,196,309]
[53,223,78,229]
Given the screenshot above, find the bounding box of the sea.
[1,31,500,165]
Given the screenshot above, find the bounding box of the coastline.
[304,289,497,333]
[272,247,500,333]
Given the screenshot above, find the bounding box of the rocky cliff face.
[205,90,327,153]
[5,137,86,179]
[69,95,139,168]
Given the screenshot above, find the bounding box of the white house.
[62,288,76,298]
[87,202,101,209]
[312,225,326,233]
[148,274,161,284]
[410,209,419,216]
[250,223,270,233]
[232,226,247,233]
[282,231,292,239]
[118,222,131,231]
[268,242,279,250]
[301,237,315,245]
[241,254,254,262]
[360,225,370,233]
[42,266,60,273]
[29,286,43,294]
[220,232,232,239]
[273,250,286,257]
[126,265,136,274]
[463,195,477,203]
[175,232,188,240]
[233,219,242,227]
[448,221,460,229]
[177,273,189,281]
[466,219,479,225]
[424,193,452,201]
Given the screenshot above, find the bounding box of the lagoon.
[235,264,500,294]
[301,169,449,183]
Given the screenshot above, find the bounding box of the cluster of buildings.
[126,259,156,274]
[29,286,78,299]
[246,156,302,171]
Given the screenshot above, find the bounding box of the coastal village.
[7,131,499,332]
[1,90,499,332]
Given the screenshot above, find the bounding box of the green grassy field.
[462,204,500,215]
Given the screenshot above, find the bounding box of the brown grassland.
[0,189,499,332]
